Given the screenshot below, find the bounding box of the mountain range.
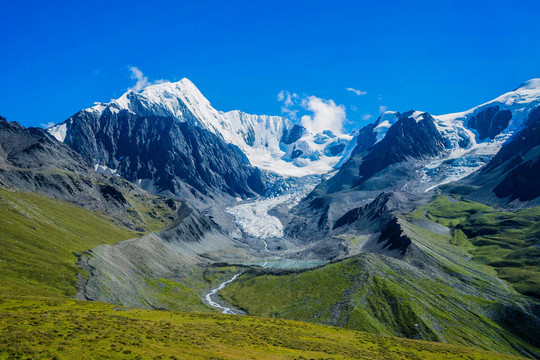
[2,78,540,359]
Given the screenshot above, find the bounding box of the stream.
[204,273,243,315]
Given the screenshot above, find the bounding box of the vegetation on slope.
[0,187,137,299]
[220,198,540,358]
[418,194,540,298]
[119,188,178,233]
[0,298,526,360]
[221,254,539,358]
[0,186,243,312]
[0,187,536,359]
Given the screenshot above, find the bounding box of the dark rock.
[280,124,304,144]
[61,109,267,200]
[468,106,512,140]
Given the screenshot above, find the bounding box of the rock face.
[0,116,177,231]
[449,105,540,207]
[468,106,512,140]
[285,80,540,248]
[354,111,446,188]
[48,79,355,199]
[285,111,443,245]
[332,192,414,258]
[61,110,266,200]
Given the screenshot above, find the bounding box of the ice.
[373,111,398,143]
[46,77,540,183]
[48,122,68,142]
[99,79,354,177]
[226,177,319,239]
[412,79,540,191]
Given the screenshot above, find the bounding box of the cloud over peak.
[277,90,299,119]
[40,121,55,129]
[301,96,346,134]
[128,66,167,92]
[277,91,347,134]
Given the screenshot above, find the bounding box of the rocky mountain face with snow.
[49,79,354,201]
[449,104,540,207]
[44,77,540,255]
[284,79,540,250]
[55,109,267,201]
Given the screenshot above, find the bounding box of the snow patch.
[414,79,540,191]
[97,79,354,177]
[48,123,68,142]
[94,164,118,176]
[373,111,398,143]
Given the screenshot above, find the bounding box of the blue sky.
[1,0,539,132]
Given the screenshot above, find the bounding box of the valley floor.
[1,186,538,359]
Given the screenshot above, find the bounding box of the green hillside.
[0,188,535,359]
[0,298,527,360]
[0,187,137,299]
[220,196,540,358]
[422,194,540,298]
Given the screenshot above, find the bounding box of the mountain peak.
[516,78,540,91]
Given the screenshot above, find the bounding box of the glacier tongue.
[226,176,320,239]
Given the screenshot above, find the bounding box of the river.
[203,273,243,315]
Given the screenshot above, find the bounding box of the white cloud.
[128,66,150,92]
[301,96,346,134]
[346,87,367,96]
[379,105,388,114]
[40,122,55,129]
[362,114,373,121]
[277,90,347,133]
[350,105,358,112]
[127,66,168,92]
[277,90,299,119]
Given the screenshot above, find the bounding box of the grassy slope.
[137,265,244,312]
[121,189,177,233]
[220,196,540,358]
[0,188,524,359]
[0,187,137,299]
[221,255,539,357]
[0,187,237,311]
[0,298,526,360]
[420,194,540,298]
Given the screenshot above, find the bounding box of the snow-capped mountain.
[285,79,540,242]
[363,79,540,192]
[47,77,540,204]
[420,78,540,190]
[49,79,353,177]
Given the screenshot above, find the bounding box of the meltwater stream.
[204,273,244,315]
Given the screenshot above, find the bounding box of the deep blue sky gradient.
[1,0,539,130]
